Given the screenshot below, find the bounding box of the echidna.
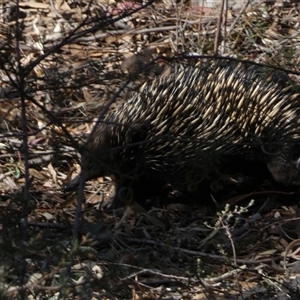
[65,59,300,207]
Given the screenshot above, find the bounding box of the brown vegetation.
[0,0,300,299]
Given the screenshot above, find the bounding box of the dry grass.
[1,0,300,299]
